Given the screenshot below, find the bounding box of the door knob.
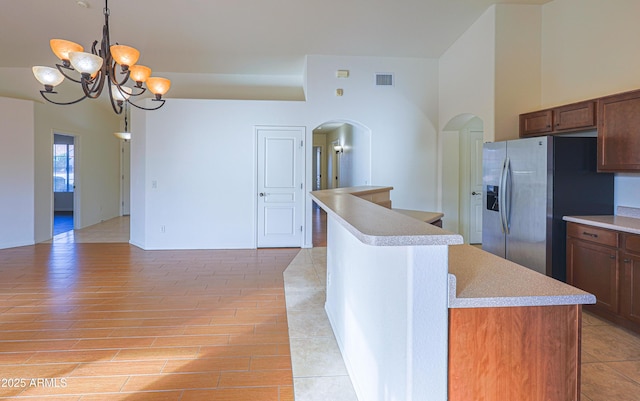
[259,192,265,197]
[472,191,482,195]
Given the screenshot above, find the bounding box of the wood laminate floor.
[2,215,640,400]
[1,219,298,400]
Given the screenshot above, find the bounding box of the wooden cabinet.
[566,223,619,314]
[620,234,640,325]
[449,305,581,401]
[555,100,597,132]
[520,100,596,137]
[597,90,640,172]
[567,222,640,333]
[520,110,553,136]
[519,88,640,171]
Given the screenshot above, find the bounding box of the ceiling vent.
[375,73,394,86]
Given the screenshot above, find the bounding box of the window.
[53,143,74,192]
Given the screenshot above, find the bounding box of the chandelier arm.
[39,90,88,106]
[107,79,124,115]
[55,64,84,84]
[125,87,147,97]
[110,60,132,87]
[81,69,107,99]
[127,98,166,111]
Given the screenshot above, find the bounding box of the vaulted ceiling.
[3,0,551,78]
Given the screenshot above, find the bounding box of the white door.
[257,126,305,248]
[469,130,484,244]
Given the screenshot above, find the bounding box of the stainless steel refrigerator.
[482,136,614,281]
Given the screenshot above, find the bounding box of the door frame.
[119,139,131,216]
[255,125,306,248]
[460,129,484,244]
[51,131,81,236]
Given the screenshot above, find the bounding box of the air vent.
[375,73,394,86]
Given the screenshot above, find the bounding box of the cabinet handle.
[582,231,599,238]
[624,259,631,263]
[611,255,617,260]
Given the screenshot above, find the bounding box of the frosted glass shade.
[32,66,65,87]
[146,77,171,96]
[129,65,151,83]
[68,51,103,75]
[111,85,132,101]
[50,39,83,61]
[110,45,140,67]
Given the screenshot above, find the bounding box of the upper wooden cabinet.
[520,100,596,137]
[519,88,640,171]
[519,110,552,136]
[597,90,640,172]
[554,100,597,132]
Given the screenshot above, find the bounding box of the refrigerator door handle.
[499,157,508,234]
[499,157,511,234]
[503,157,511,234]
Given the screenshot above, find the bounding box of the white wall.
[439,7,496,142]
[0,97,35,249]
[541,0,640,209]
[131,99,311,250]
[494,5,542,141]
[541,0,640,105]
[131,55,440,249]
[305,56,440,211]
[33,96,121,242]
[1,67,123,243]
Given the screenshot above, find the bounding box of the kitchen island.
[310,186,595,401]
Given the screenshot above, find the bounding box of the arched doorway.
[311,120,372,246]
[441,114,484,244]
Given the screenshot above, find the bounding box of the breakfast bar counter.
[310,186,594,401]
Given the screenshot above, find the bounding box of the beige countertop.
[448,245,596,308]
[563,215,640,235]
[311,186,596,308]
[393,209,443,224]
[310,187,462,246]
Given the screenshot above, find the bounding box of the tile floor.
[283,248,358,401]
[9,215,640,400]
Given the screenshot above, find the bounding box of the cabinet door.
[621,234,640,324]
[519,110,553,137]
[567,238,619,314]
[620,253,640,324]
[598,90,640,171]
[554,101,596,132]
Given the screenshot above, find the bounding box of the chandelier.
[32,0,170,114]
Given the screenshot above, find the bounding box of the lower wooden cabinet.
[566,237,618,314]
[567,221,640,333]
[621,235,640,325]
[449,305,581,401]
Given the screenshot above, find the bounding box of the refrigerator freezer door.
[504,136,549,275]
[482,142,506,258]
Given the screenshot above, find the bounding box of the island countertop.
[310,186,462,246]
[311,186,596,309]
[448,244,596,308]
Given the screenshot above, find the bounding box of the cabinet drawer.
[567,222,619,247]
[624,234,640,255]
